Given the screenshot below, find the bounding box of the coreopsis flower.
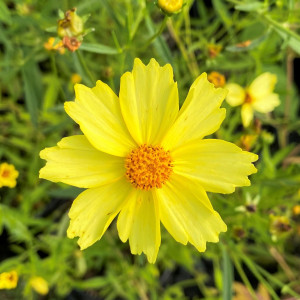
[44,37,65,54]
[40,58,258,263]
[30,277,49,295]
[71,73,82,85]
[57,8,84,52]
[208,72,226,88]
[226,73,280,127]
[292,205,300,216]
[0,271,18,289]
[0,163,19,188]
[207,43,222,58]
[270,215,291,241]
[157,0,183,14]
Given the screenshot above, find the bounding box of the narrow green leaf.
[234,2,265,12]
[226,32,270,52]
[80,43,120,55]
[22,60,43,127]
[221,245,233,300]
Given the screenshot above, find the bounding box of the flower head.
[226,73,280,127]
[0,163,19,188]
[208,71,226,88]
[157,0,183,14]
[57,8,83,38]
[40,58,258,263]
[0,271,18,289]
[71,73,82,85]
[44,37,65,54]
[30,277,49,295]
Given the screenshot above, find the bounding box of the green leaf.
[80,43,120,55]
[226,32,270,52]
[234,2,265,12]
[221,245,233,300]
[22,60,43,127]
[0,2,12,25]
[74,277,108,289]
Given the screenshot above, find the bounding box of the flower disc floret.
[125,144,173,190]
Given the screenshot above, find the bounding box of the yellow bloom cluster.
[44,37,65,54]
[30,277,49,295]
[0,271,18,289]
[226,73,280,127]
[40,58,258,263]
[0,163,19,188]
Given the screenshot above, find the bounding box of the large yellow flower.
[40,58,258,263]
[226,73,280,127]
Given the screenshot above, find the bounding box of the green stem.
[142,15,168,50]
[76,50,95,84]
[231,254,258,300]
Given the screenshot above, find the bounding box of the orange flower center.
[2,170,10,178]
[125,144,173,190]
[245,92,253,104]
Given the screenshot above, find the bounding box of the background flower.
[226,73,280,127]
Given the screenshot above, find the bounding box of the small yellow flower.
[239,134,258,151]
[0,271,18,289]
[40,58,258,263]
[44,37,65,54]
[207,43,222,58]
[71,73,82,85]
[0,163,19,188]
[157,0,183,14]
[270,215,291,236]
[292,205,300,216]
[30,277,49,295]
[226,73,280,127]
[207,72,226,88]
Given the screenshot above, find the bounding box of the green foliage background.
[1,0,300,299]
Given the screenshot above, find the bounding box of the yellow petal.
[156,174,227,252]
[241,103,254,127]
[40,136,125,188]
[64,81,136,157]
[67,178,131,250]
[161,73,227,151]
[252,93,280,113]
[119,58,179,145]
[248,72,277,99]
[172,139,258,194]
[225,83,246,106]
[117,189,160,263]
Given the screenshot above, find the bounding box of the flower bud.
[157,0,183,14]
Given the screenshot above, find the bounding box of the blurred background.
[1,0,300,299]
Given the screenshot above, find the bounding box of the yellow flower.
[207,72,226,88]
[158,0,183,14]
[44,37,65,54]
[71,73,82,85]
[226,73,280,127]
[207,43,222,58]
[40,58,258,263]
[0,271,18,289]
[0,163,19,188]
[292,205,300,216]
[30,277,49,295]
